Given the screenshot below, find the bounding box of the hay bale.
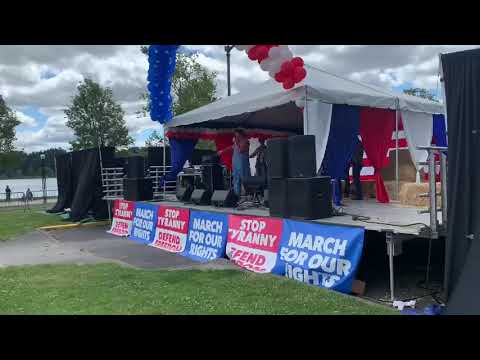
[399,182,442,207]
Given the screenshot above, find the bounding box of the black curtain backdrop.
[442,48,480,314]
[47,153,73,213]
[69,147,112,222]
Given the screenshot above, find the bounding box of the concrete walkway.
[0,225,237,271]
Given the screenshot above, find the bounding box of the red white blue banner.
[151,206,190,253]
[108,200,135,237]
[226,214,283,273]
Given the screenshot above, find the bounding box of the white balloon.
[295,98,305,108]
[260,58,273,71]
[268,46,282,59]
[279,45,293,60]
[269,59,283,74]
[236,45,254,51]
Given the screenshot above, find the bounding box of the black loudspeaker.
[288,135,317,178]
[176,186,194,202]
[126,156,145,178]
[211,189,238,207]
[266,138,289,179]
[287,176,332,220]
[269,179,289,218]
[123,178,153,201]
[191,189,212,205]
[201,164,224,192]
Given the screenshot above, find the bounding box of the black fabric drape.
[47,153,73,213]
[441,48,480,313]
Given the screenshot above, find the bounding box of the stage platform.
[154,196,442,238]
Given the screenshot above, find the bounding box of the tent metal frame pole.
[395,99,400,200]
[163,126,166,200]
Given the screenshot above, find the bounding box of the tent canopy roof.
[166,64,444,131]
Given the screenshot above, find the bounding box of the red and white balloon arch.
[235,45,307,90]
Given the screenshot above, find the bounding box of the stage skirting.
[108,199,365,294]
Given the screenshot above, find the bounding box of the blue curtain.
[433,114,447,147]
[161,138,198,184]
[321,105,361,205]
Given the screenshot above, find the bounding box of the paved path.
[0,225,237,271]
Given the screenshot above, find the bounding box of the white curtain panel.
[401,110,434,171]
[303,100,333,172]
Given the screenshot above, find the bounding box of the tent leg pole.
[395,107,399,200]
[386,231,395,302]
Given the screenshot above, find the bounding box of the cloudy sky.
[1,45,478,153]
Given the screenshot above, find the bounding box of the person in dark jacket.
[5,185,11,203]
[345,138,364,200]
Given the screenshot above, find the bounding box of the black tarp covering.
[69,147,112,222]
[47,153,73,213]
[441,48,480,314]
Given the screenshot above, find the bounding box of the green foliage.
[140,47,218,118]
[0,263,397,314]
[0,148,66,179]
[65,78,134,151]
[0,95,21,153]
[403,87,439,102]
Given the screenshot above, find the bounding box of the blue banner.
[129,202,158,245]
[273,220,364,293]
[182,210,229,262]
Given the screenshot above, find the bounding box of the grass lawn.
[0,205,67,240]
[0,263,397,315]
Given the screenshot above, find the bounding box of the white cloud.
[15,111,37,128]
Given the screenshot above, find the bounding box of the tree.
[65,78,134,151]
[403,87,438,102]
[140,46,218,117]
[0,95,20,153]
[145,130,168,147]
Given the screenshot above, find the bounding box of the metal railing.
[101,167,125,201]
[0,189,58,208]
[148,165,176,200]
[416,146,448,238]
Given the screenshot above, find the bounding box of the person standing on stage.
[232,129,251,196]
[250,138,267,178]
[345,138,364,200]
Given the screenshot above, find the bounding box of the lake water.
[0,178,58,198]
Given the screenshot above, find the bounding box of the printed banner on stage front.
[226,214,283,273]
[182,210,229,262]
[108,200,136,237]
[129,202,158,245]
[151,206,190,253]
[274,220,364,293]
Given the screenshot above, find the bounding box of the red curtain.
[359,107,396,203]
[213,133,234,171]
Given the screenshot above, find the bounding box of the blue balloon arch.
[147,45,180,124]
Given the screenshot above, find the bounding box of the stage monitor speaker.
[269,179,289,218]
[287,176,332,220]
[211,189,238,208]
[176,186,194,202]
[288,135,317,178]
[191,189,212,205]
[266,138,289,179]
[123,178,153,201]
[126,156,145,178]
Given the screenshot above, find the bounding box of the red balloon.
[283,78,295,90]
[291,57,304,67]
[280,61,294,76]
[256,46,269,62]
[293,66,307,83]
[274,71,285,83]
[248,46,259,60]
